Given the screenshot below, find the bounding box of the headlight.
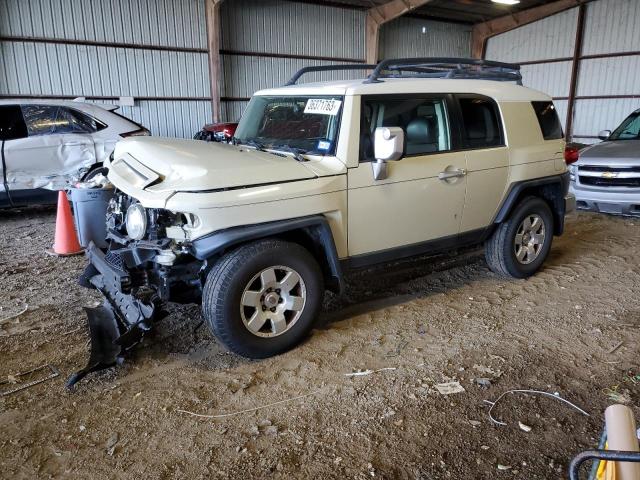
[569,164,577,181]
[125,203,147,240]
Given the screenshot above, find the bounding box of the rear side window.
[360,96,451,160]
[531,101,563,140]
[458,97,503,149]
[0,105,28,140]
[21,105,106,136]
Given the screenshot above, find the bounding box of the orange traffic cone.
[46,190,84,256]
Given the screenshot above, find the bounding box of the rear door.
[456,95,510,233]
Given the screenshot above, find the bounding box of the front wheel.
[202,239,324,358]
[485,196,554,279]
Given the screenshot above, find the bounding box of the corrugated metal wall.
[485,8,577,133]
[0,0,210,138]
[378,16,471,59]
[485,0,640,144]
[1,0,488,133]
[219,0,367,121]
[575,0,640,140]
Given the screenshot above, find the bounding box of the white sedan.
[0,100,149,207]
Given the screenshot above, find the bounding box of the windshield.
[234,95,343,155]
[609,112,640,140]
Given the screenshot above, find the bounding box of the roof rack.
[364,57,522,85]
[285,57,522,86]
[285,64,377,86]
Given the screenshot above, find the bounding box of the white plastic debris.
[435,381,465,395]
[518,421,532,432]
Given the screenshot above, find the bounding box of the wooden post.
[565,4,586,142]
[365,0,433,64]
[205,0,223,123]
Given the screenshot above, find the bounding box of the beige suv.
[70,58,575,386]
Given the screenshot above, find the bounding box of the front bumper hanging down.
[66,242,160,389]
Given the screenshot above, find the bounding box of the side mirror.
[598,129,611,141]
[372,127,404,180]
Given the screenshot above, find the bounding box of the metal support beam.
[565,4,586,143]
[471,0,588,59]
[205,0,224,122]
[365,0,433,64]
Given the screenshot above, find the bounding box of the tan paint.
[109,79,568,264]
[347,152,467,256]
[461,147,509,232]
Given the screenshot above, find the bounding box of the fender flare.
[493,173,570,235]
[190,215,344,293]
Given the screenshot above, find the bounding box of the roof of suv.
[257,78,551,102]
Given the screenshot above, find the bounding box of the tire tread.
[202,239,321,358]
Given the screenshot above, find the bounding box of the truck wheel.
[202,239,324,358]
[485,196,554,279]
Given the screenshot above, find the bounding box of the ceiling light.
[492,0,521,5]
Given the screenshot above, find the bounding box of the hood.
[110,137,317,194]
[578,140,640,166]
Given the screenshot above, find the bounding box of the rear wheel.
[202,239,323,358]
[485,196,554,278]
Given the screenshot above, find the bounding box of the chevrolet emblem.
[601,171,618,178]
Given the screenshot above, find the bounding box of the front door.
[347,95,467,258]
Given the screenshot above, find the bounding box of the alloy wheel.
[514,214,546,264]
[240,265,307,338]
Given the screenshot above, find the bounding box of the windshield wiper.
[235,139,267,151]
[272,145,308,162]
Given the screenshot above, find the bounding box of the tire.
[202,239,324,358]
[485,196,554,279]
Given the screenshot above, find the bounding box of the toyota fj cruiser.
[70,58,576,386]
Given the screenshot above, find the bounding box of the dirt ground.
[0,208,638,480]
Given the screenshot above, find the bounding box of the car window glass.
[360,97,450,161]
[21,105,60,136]
[57,108,105,134]
[0,105,28,141]
[458,97,503,149]
[610,112,640,140]
[234,96,343,154]
[531,101,563,140]
[21,105,104,136]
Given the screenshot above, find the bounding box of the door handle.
[438,168,467,180]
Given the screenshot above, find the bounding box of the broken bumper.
[67,242,159,388]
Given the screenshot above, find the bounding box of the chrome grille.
[578,165,640,188]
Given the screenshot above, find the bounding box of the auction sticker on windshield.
[304,99,342,116]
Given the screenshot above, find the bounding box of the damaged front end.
[67,193,202,388]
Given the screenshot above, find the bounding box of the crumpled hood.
[110,137,317,194]
[579,140,640,166]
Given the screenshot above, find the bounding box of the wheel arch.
[191,215,344,293]
[494,173,569,236]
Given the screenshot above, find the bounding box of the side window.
[360,97,451,160]
[56,108,106,134]
[458,97,503,149]
[532,101,563,140]
[21,105,60,136]
[21,105,105,136]
[0,105,28,140]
